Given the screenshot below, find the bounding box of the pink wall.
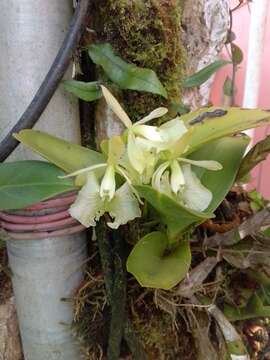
[210,0,270,198]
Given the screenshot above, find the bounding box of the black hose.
[0,0,90,162]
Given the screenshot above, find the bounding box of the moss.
[93,0,185,120]
[130,302,197,359]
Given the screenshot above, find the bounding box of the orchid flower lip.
[100,165,116,201]
[170,160,185,194]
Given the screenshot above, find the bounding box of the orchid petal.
[151,161,170,192]
[100,85,132,129]
[59,163,107,178]
[107,136,125,165]
[116,165,143,204]
[100,165,116,200]
[168,128,194,158]
[159,118,188,143]
[134,137,158,183]
[170,160,185,194]
[178,158,223,171]
[127,132,146,174]
[106,182,141,229]
[133,124,163,142]
[180,164,212,212]
[69,173,105,227]
[159,171,173,197]
[137,107,168,125]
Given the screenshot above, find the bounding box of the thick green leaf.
[14,130,105,174]
[181,107,270,154]
[236,135,270,181]
[231,43,243,65]
[136,185,213,240]
[188,136,249,212]
[63,80,102,102]
[183,60,231,88]
[88,43,167,98]
[127,231,191,290]
[0,161,76,210]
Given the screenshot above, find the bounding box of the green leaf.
[236,135,270,181]
[88,43,167,98]
[224,286,270,321]
[223,76,233,97]
[231,43,243,65]
[183,60,231,88]
[181,107,270,154]
[136,185,213,240]
[0,161,76,210]
[247,190,267,212]
[14,130,105,174]
[169,102,190,115]
[188,136,249,212]
[127,231,191,290]
[224,272,270,321]
[63,80,102,102]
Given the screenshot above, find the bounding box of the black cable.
[0,0,90,162]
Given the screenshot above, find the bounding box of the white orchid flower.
[60,136,142,227]
[151,129,222,212]
[69,172,141,228]
[61,136,129,199]
[152,157,221,211]
[101,86,169,175]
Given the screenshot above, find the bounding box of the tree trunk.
[182,0,230,108]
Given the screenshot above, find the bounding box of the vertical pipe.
[242,0,269,186]
[0,1,86,359]
[243,0,269,109]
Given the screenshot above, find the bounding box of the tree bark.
[182,0,230,108]
[0,297,23,360]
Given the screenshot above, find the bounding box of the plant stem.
[96,219,114,301]
[96,220,146,359]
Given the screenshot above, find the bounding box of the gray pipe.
[0,1,86,359]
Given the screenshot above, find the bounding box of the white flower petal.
[134,137,158,183]
[106,182,141,229]
[59,163,107,178]
[133,124,163,142]
[159,118,188,143]
[69,173,105,227]
[178,158,223,171]
[170,160,185,194]
[107,136,125,165]
[127,132,146,174]
[100,85,132,129]
[181,164,212,212]
[137,107,168,125]
[100,165,116,200]
[151,161,170,192]
[159,171,173,197]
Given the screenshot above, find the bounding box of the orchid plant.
[9,84,270,290]
[2,44,270,290]
[59,86,222,230]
